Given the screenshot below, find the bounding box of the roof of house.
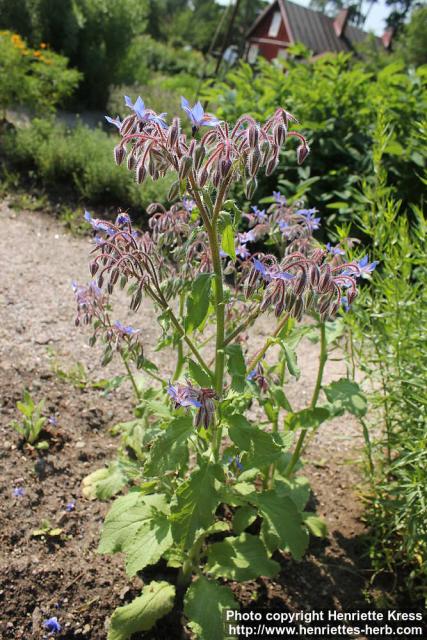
[247,0,383,54]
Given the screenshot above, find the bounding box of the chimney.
[333,8,350,38]
[381,27,394,49]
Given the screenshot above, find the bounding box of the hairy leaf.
[232,505,258,534]
[108,581,175,640]
[206,533,280,581]
[225,345,246,392]
[324,378,367,417]
[145,416,193,476]
[185,273,213,334]
[124,511,173,576]
[254,491,309,560]
[82,462,128,501]
[227,414,282,468]
[284,407,330,431]
[184,576,237,640]
[170,462,222,549]
[98,492,168,554]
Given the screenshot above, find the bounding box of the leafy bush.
[0,0,150,108]
[0,30,81,115]
[71,96,373,639]
[344,116,427,603]
[117,34,207,85]
[1,118,174,211]
[204,54,427,228]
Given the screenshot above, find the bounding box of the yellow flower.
[40,42,47,49]
[34,50,42,58]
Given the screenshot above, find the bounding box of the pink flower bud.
[114,145,126,165]
[297,143,310,165]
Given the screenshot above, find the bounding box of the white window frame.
[268,11,282,38]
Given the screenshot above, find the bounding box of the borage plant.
[74,96,373,640]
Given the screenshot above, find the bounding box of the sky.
[296,0,389,34]
[217,0,389,36]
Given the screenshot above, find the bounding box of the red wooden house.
[245,0,392,62]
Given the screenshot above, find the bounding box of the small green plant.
[32,520,64,540]
[11,389,48,447]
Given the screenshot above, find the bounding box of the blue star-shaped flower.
[181,97,220,130]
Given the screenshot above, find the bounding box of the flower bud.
[120,115,136,136]
[167,118,180,148]
[297,143,310,165]
[135,161,146,184]
[127,152,137,171]
[178,155,193,180]
[318,293,333,315]
[114,145,126,165]
[248,146,261,178]
[90,261,99,276]
[220,158,232,179]
[292,297,304,321]
[168,180,180,202]
[248,125,259,148]
[260,139,271,163]
[293,270,307,297]
[244,177,257,199]
[318,265,332,293]
[309,264,320,287]
[198,167,209,187]
[284,289,296,311]
[273,123,287,146]
[265,154,279,176]
[193,144,206,171]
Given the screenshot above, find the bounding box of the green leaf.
[188,358,213,387]
[302,513,328,538]
[323,378,367,417]
[232,505,258,534]
[221,224,236,260]
[82,462,128,500]
[170,462,221,549]
[185,273,213,334]
[282,343,300,379]
[184,576,237,640]
[253,491,309,560]
[98,493,168,554]
[227,414,282,468]
[275,476,311,512]
[108,581,175,640]
[284,407,330,431]
[225,345,246,393]
[145,416,193,476]
[124,511,173,576]
[206,533,280,581]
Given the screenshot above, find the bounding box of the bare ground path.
[0,202,375,639]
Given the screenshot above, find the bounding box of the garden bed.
[0,203,397,639]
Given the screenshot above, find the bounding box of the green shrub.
[2,118,173,212]
[204,54,427,228]
[0,30,81,116]
[117,35,207,85]
[344,116,427,604]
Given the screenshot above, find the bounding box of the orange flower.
[34,50,42,58]
[40,42,47,49]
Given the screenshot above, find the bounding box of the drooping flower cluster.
[167,382,217,429]
[105,95,309,200]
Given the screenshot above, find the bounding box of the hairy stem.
[122,356,141,401]
[284,321,327,478]
[246,313,290,374]
[172,293,186,381]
